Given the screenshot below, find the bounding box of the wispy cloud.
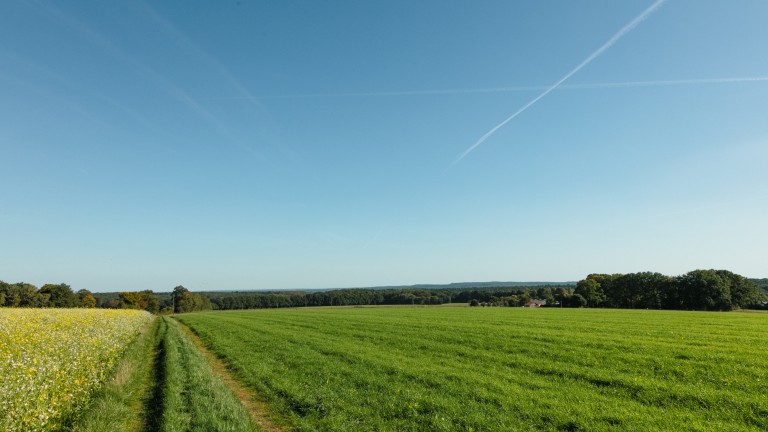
[136,4,262,107]
[449,0,668,168]
[135,3,272,158]
[31,1,235,138]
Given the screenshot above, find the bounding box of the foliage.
[39,284,76,308]
[178,308,768,431]
[0,309,152,431]
[203,285,574,310]
[77,290,96,309]
[116,291,160,314]
[172,286,212,313]
[576,269,761,311]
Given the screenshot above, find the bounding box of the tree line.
[0,280,170,313]
[200,285,575,310]
[0,281,97,308]
[2,271,765,313]
[572,269,764,311]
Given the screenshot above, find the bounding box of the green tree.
[39,283,76,308]
[0,280,8,306]
[716,270,761,308]
[574,278,605,307]
[676,270,731,311]
[141,290,160,314]
[570,293,587,307]
[620,272,671,309]
[5,283,41,307]
[119,292,144,309]
[173,285,210,313]
[77,289,96,308]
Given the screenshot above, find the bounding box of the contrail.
[201,76,768,100]
[449,0,668,168]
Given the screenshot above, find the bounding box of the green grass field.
[177,308,768,431]
[74,316,260,432]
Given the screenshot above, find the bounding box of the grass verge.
[161,316,261,432]
[73,316,159,432]
[74,315,262,432]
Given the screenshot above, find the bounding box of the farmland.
[3,306,767,431]
[178,307,768,431]
[0,309,152,431]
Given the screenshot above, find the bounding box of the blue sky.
[1,0,767,292]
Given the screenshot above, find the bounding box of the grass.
[160,317,260,432]
[177,307,768,431]
[73,317,159,432]
[75,316,261,432]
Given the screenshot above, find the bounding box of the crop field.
[0,308,152,431]
[178,308,768,431]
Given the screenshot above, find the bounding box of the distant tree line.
[3,272,764,313]
[0,280,168,313]
[572,270,764,311]
[199,285,575,310]
[0,281,97,308]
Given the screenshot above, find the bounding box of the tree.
[0,280,8,306]
[173,285,191,313]
[675,270,731,311]
[39,283,76,308]
[716,270,761,308]
[4,283,40,307]
[570,293,587,308]
[119,292,144,309]
[620,272,670,309]
[141,290,160,314]
[77,289,96,308]
[574,278,605,307]
[172,285,211,313]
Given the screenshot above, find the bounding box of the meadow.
[0,308,152,431]
[177,307,768,431]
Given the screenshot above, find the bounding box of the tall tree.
[77,289,96,308]
[118,292,144,309]
[141,290,160,314]
[675,270,731,311]
[39,283,76,308]
[716,270,761,308]
[574,278,605,307]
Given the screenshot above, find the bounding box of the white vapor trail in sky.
[448,0,668,168]
[204,76,768,99]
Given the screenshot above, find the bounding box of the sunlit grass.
[179,308,768,431]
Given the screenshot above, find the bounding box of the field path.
[173,318,285,432]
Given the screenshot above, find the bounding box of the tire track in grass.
[144,316,168,432]
[173,317,285,432]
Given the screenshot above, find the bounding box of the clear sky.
[2,0,767,292]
